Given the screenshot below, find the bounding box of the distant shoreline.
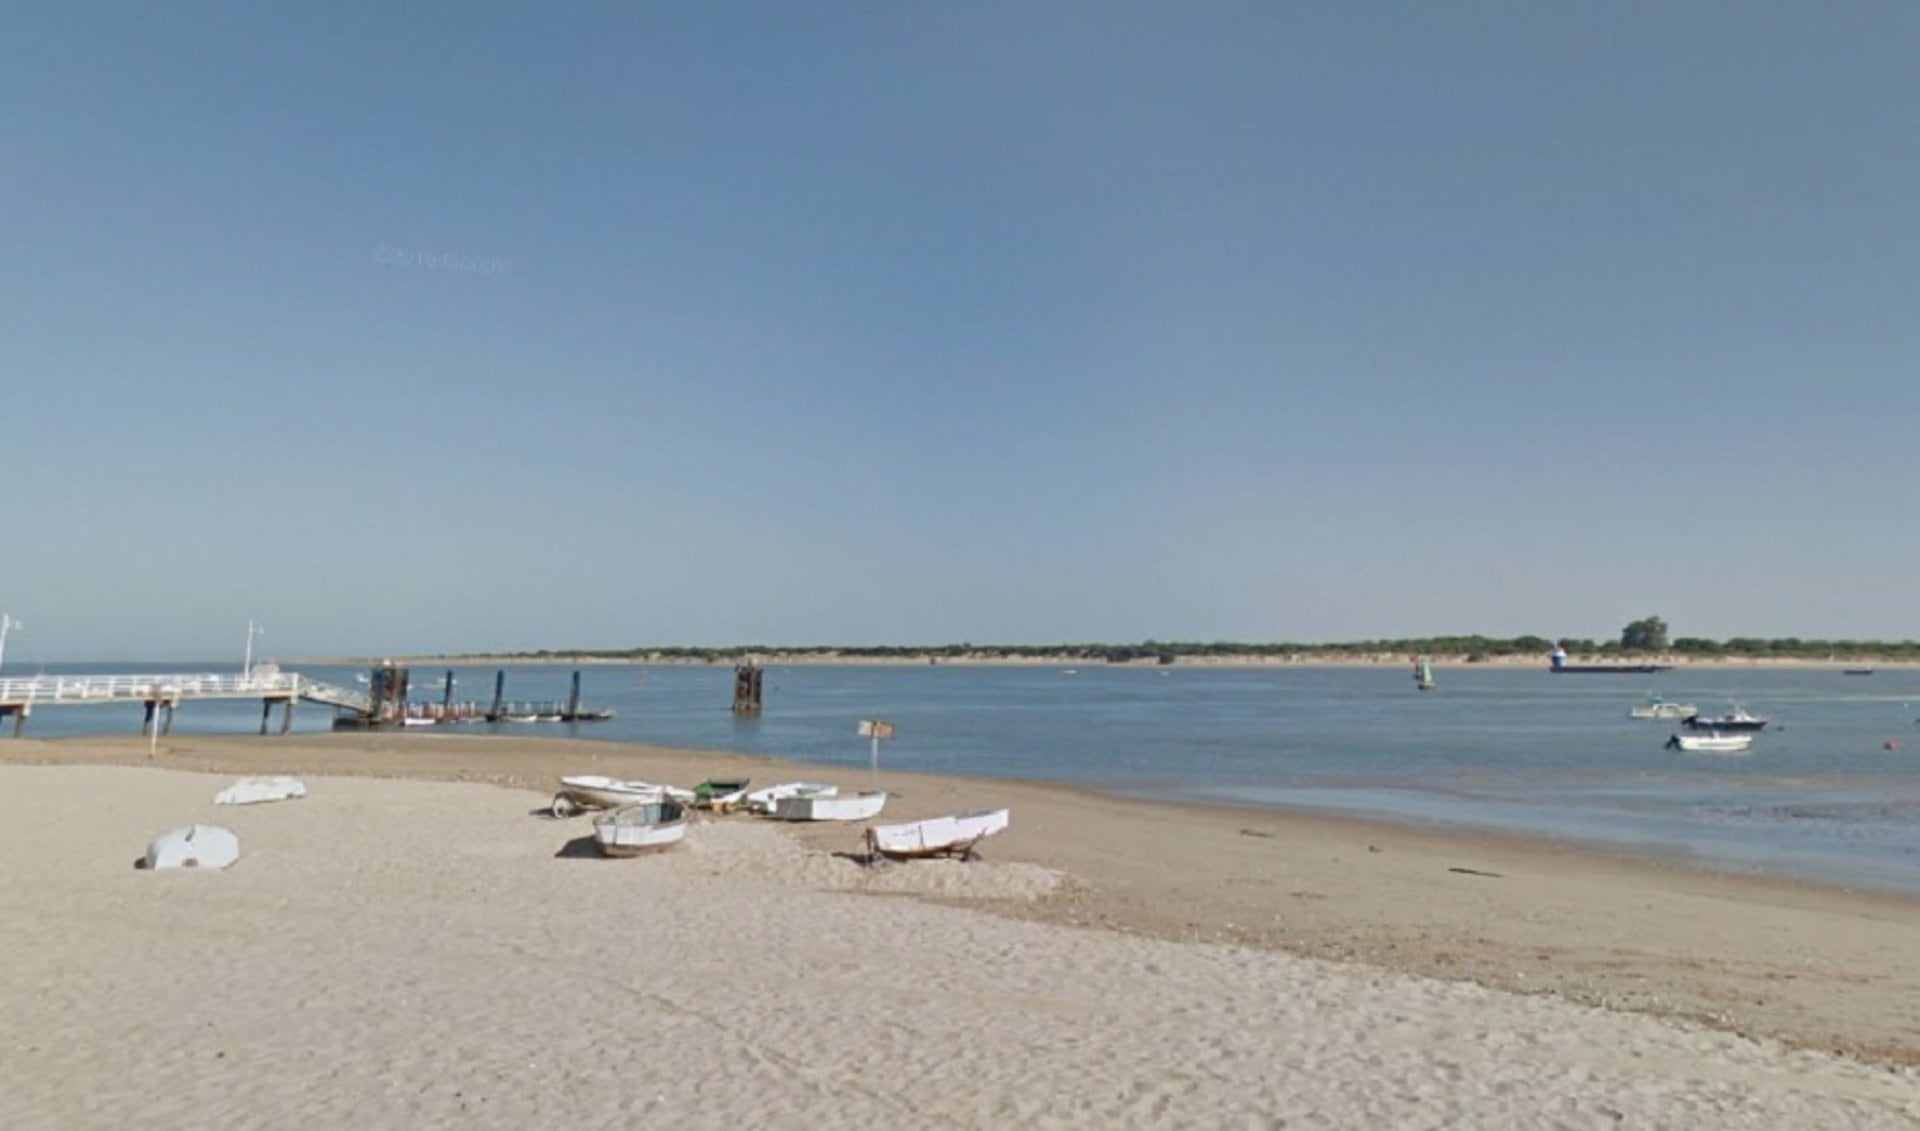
[303,652,1920,671]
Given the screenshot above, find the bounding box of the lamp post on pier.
[243,619,264,678]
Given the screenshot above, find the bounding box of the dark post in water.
[732,661,763,714]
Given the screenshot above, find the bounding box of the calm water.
[12,660,1920,895]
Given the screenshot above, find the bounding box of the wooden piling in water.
[732,662,763,714]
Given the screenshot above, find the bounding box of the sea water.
[10,660,1920,895]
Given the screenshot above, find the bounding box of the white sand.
[1,765,1915,1129]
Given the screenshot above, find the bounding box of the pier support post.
[162,700,176,736]
[260,698,274,735]
[732,662,763,714]
[281,698,294,735]
[12,705,25,738]
[142,700,157,736]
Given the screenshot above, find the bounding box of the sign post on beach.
[858,718,894,775]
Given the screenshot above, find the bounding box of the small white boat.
[1667,731,1753,754]
[214,776,307,805]
[592,800,689,857]
[1684,703,1770,732]
[144,824,241,871]
[552,775,694,818]
[737,781,839,815]
[771,790,888,822]
[866,809,1010,860]
[1629,698,1696,720]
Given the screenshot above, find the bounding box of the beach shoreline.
[8,755,1916,1126]
[7,731,1920,1073]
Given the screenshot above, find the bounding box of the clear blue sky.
[5,3,1919,661]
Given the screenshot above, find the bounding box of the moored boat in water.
[1667,731,1753,754]
[1684,704,1770,732]
[1550,646,1671,675]
[1629,697,1696,720]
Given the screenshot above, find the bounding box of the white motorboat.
[866,809,1010,860]
[1667,732,1753,754]
[552,775,694,818]
[738,781,839,815]
[771,790,888,822]
[1629,697,1696,720]
[1684,704,1770,732]
[592,800,689,857]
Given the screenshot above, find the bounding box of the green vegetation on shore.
[479,626,1920,665]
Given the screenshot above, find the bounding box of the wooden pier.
[331,666,613,729]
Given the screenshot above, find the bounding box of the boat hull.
[593,802,689,857]
[867,809,1010,859]
[739,782,839,815]
[771,791,888,822]
[1551,664,1672,674]
[554,776,693,816]
[1668,733,1753,753]
[1684,715,1768,732]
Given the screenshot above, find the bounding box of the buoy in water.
[1885,740,1900,751]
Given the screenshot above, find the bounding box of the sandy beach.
[3,734,1919,1128]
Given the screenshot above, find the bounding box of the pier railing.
[0,672,371,714]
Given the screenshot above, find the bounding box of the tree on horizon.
[1620,616,1670,652]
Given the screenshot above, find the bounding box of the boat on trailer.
[592,799,690,856]
[866,809,1010,860]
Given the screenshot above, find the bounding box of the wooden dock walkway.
[0,671,371,736]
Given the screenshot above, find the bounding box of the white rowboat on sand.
[738,781,839,815]
[771,790,888,822]
[592,800,690,857]
[552,775,695,818]
[866,809,1010,860]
